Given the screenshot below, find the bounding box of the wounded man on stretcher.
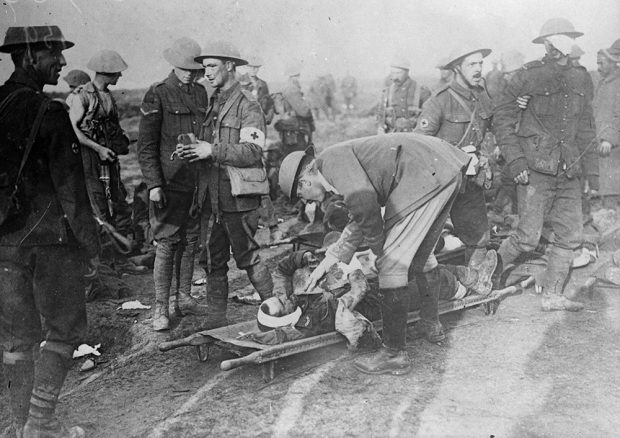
[243,231,498,349]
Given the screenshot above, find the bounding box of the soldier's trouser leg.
[450,179,490,263]
[3,348,34,431]
[376,175,461,349]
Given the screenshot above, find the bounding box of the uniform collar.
[166,70,192,92]
[215,80,240,102]
[448,78,481,99]
[6,68,43,92]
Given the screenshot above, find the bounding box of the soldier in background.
[340,72,357,113]
[137,37,208,331]
[593,39,620,211]
[415,45,494,265]
[67,50,136,266]
[377,56,430,133]
[433,57,453,91]
[493,18,598,312]
[246,56,275,126]
[62,69,90,91]
[485,58,503,101]
[0,25,98,438]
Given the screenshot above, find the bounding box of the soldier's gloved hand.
[305,253,338,292]
[177,141,213,162]
[149,187,167,209]
[97,146,116,162]
[516,95,531,109]
[598,140,612,157]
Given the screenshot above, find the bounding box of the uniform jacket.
[137,71,209,192]
[380,77,431,132]
[593,68,620,147]
[197,80,265,214]
[317,133,470,262]
[494,59,598,182]
[281,81,314,135]
[415,79,493,150]
[0,69,99,257]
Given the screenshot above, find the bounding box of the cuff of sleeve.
[212,142,222,163]
[147,182,163,191]
[508,158,528,179]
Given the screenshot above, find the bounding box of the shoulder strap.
[447,88,478,148]
[15,97,51,188]
[0,88,32,121]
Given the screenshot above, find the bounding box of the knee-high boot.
[205,274,229,329]
[417,269,445,343]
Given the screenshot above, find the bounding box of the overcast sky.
[1,0,619,90]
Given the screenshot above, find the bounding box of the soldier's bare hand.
[514,170,529,185]
[516,95,531,110]
[177,141,213,162]
[149,187,167,209]
[598,140,612,157]
[97,146,116,162]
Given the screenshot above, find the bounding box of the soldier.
[67,50,134,255]
[278,133,471,375]
[433,57,453,91]
[340,72,357,113]
[493,18,598,311]
[274,65,315,153]
[0,26,99,438]
[137,37,208,331]
[246,56,275,125]
[485,58,504,100]
[415,45,494,264]
[62,69,90,91]
[176,41,273,329]
[377,56,431,133]
[593,39,620,210]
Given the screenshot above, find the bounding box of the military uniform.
[494,58,598,295]
[0,68,99,433]
[250,75,275,124]
[341,74,358,111]
[415,79,493,261]
[380,77,431,132]
[69,81,132,235]
[137,71,208,321]
[593,68,620,198]
[197,80,272,299]
[275,80,314,152]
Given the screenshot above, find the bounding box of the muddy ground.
[2,115,620,437]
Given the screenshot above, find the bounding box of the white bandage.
[546,35,575,56]
[240,127,266,148]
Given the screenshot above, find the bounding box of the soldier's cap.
[257,297,302,332]
[87,50,128,74]
[163,37,203,70]
[390,56,410,70]
[435,56,451,70]
[246,55,263,67]
[444,47,492,70]
[63,69,91,88]
[500,50,525,73]
[279,150,313,201]
[194,40,247,66]
[599,39,620,63]
[0,25,74,53]
[285,64,302,77]
[532,18,583,44]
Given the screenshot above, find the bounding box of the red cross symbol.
[251,131,259,140]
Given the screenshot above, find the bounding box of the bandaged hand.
[304,253,339,292]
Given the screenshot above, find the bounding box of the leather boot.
[177,292,207,316]
[205,275,229,329]
[246,263,274,301]
[22,349,85,438]
[152,303,170,331]
[3,350,34,436]
[469,249,498,296]
[541,294,584,312]
[417,270,445,343]
[352,346,411,376]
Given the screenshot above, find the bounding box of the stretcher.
[158,276,533,382]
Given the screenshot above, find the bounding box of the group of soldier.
[0,14,619,436]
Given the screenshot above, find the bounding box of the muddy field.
[2,103,620,437]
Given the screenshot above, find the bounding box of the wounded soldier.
[246,232,498,349]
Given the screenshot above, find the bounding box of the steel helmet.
[285,63,302,77]
[600,39,620,62]
[87,50,128,73]
[444,46,492,70]
[63,69,90,88]
[279,151,311,201]
[194,40,247,66]
[532,18,583,44]
[500,50,525,73]
[246,55,263,67]
[163,37,203,70]
[0,25,74,53]
[569,44,585,59]
[390,55,411,70]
